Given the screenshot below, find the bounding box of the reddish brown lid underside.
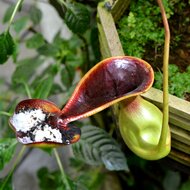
[61,56,154,122]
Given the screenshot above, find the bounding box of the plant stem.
[0,111,12,117]
[6,0,24,33]
[0,145,26,190]
[53,148,72,190]
[58,0,67,7]
[22,82,32,99]
[157,0,170,149]
[78,34,91,73]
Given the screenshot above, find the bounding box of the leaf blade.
[64,2,90,34]
[12,56,44,85]
[72,125,129,171]
[32,75,54,99]
[29,5,42,25]
[0,138,17,170]
[26,33,45,49]
[0,32,15,64]
[61,65,75,89]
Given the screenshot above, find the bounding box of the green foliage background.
[118,0,190,100]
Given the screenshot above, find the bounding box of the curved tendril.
[157,0,170,152]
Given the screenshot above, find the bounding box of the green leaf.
[12,42,19,63]
[26,33,45,49]
[169,64,179,76]
[3,5,15,23]
[4,32,15,55]
[72,125,129,171]
[32,76,54,99]
[154,64,190,99]
[90,27,101,61]
[61,65,75,89]
[76,168,105,190]
[66,52,83,68]
[37,167,62,190]
[13,16,29,33]
[0,175,13,190]
[0,42,7,65]
[0,32,15,64]
[29,5,42,25]
[37,44,58,57]
[180,180,190,190]
[12,57,44,84]
[30,64,57,88]
[118,0,165,58]
[0,138,17,170]
[37,167,76,190]
[154,71,163,90]
[187,66,190,74]
[64,2,90,34]
[163,170,180,190]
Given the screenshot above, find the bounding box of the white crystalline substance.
[11,109,46,133]
[34,124,63,143]
[11,108,64,144]
[18,136,33,144]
